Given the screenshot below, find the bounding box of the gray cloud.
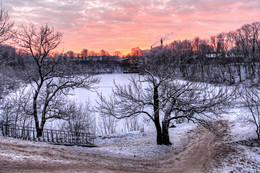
[2,0,260,52]
[4,0,260,25]
[4,0,87,29]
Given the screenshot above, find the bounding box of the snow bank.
[211,145,260,172]
[211,106,260,172]
[83,122,198,158]
[223,107,259,141]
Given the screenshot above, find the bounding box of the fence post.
[51,130,54,143]
[15,126,18,138]
[68,132,71,143]
[11,126,14,138]
[63,131,66,143]
[47,130,49,142]
[0,124,95,146]
[56,132,58,143]
[0,123,2,136]
[33,129,35,141]
[27,127,30,140]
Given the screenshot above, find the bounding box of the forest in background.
[2,21,260,84]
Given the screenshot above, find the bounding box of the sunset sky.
[4,0,260,55]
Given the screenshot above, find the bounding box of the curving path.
[0,121,231,173]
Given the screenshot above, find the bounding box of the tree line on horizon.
[2,20,260,78]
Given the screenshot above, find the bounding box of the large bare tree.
[16,24,99,138]
[98,48,234,145]
[0,6,15,98]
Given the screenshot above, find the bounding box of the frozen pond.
[70,73,137,104]
[69,73,154,135]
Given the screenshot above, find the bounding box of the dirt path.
[0,122,231,173]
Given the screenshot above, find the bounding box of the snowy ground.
[210,107,260,172]
[0,121,214,172]
[89,122,197,158]
[1,74,260,172]
[71,74,260,172]
[0,113,259,172]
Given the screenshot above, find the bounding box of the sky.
[3,0,260,55]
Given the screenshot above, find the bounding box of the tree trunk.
[154,118,163,145]
[162,120,172,145]
[36,128,43,138]
[256,126,260,140]
[33,79,44,139]
[153,119,173,145]
[33,101,42,138]
[153,85,163,145]
[236,63,242,83]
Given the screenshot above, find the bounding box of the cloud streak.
[3,0,260,54]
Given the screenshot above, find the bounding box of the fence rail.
[0,123,95,147]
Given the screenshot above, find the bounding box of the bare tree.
[0,6,14,44]
[124,116,140,133]
[16,24,99,138]
[98,50,234,145]
[0,6,15,99]
[0,96,12,125]
[114,50,122,57]
[80,49,88,61]
[0,87,32,127]
[97,107,117,135]
[66,50,75,59]
[235,22,260,59]
[100,49,110,57]
[241,86,260,139]
[0,68,18,99]
[61,101,96,135]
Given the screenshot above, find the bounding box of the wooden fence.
[0,123,95,147]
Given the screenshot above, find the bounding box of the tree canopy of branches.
[61,101,96,135]
[0,6,16,100]
[16,24,99,138]
[0,7,14,45]
[241,86,260,139]
[98,48,234,145]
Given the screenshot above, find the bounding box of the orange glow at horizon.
[4,0,260,56]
